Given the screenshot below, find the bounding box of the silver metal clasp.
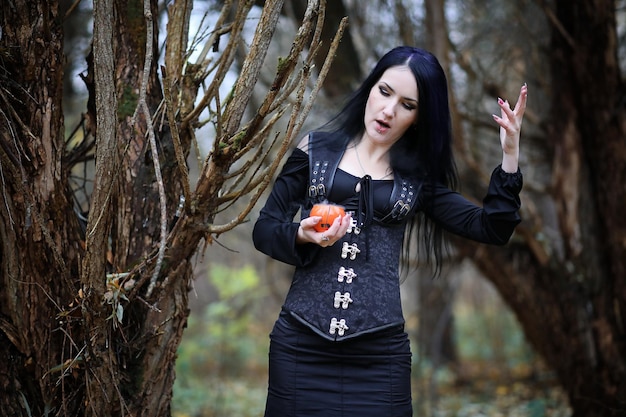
[334,291,353,309]
[346,217,360,235]
[341,242,360,260]
[337,267,357,284]
[329,318,349,336]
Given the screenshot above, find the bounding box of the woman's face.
[363,65,419,147]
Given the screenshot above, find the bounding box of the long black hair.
[320,46,458,274]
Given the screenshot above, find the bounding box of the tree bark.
[0,1,84,415]
[2,0,337,414]
[544,1,626,414]
[452,1,626,415]
[81,0,191,415]
[82,0,120,413]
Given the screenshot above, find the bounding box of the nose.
[382,101,395,119]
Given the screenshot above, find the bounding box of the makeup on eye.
[378,82,418,111]
[402,101,417,111]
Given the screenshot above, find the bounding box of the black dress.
[253,134,522,417]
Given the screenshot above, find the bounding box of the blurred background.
[58,0,626,415]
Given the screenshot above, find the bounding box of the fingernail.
[498,97,504,105]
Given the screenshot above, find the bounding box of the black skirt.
[264,310,413,417]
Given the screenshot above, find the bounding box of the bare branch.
[219,110,287,202]
[208,6,348,235]
[289,16,348,139]
[222,0,287,135]
[194,1,234,66]
[84,0,118,279]
[162,66,192,208]
[163,0,193,87]
[207,132,292,235]
[132,0,167,298]
[217,117,286,207]
[181,1,253,127]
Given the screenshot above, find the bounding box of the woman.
[253,46,527,417]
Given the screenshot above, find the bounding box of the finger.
[492,113,506,127]
[498,97,515,120]
[301,216,322,229]
[323,213,352,243]
[337,213,352,235]
[342,212,352,226]
[513,84,528,115]
[495,101,510,127]
[325,215,343,235]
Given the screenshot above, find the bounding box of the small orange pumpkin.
[310,203,345,232]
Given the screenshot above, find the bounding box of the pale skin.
[297,66,528,247]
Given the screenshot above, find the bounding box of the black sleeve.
[252,148,321,266]
[421,165,523,245]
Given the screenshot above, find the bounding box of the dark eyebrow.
[380,81,418,104]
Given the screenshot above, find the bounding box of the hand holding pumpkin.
[310,203,346,232]
[297,203,350,246]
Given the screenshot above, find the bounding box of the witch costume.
[253,131,522,417]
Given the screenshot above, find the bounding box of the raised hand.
[493,84,528,173]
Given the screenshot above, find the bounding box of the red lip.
[376,120,390,128]
[374,120,390,134]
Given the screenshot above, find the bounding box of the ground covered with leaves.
[172,265,571,417]
[172,367,570,417]
[412,360,570,417]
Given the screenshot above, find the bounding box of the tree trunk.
[0,0,192,414]
[81,0,191,415]
[0,1,84,415]
[545,2,626,414]
[453,1,626,415]
[2,0,332,414]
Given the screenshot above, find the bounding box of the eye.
[378,86,390,96]
[402,102,417,111]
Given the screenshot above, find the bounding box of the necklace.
[354,144,367,176]
[354,144,393,180]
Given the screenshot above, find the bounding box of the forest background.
[1,1,625,416]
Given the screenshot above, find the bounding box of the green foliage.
[172,264,269,417]
[429,386,570,417]
[173,266,569,416]
[410,295,569,416]
[173,379,267,417]
[454,302,535,367]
